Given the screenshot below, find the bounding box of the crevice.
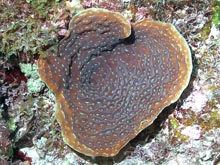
[121,26,135,45]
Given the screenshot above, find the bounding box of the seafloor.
[0,0,220,164]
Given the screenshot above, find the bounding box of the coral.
[1,0,218,163]
[38,8,192,156]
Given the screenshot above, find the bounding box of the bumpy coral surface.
[38,8,192,156]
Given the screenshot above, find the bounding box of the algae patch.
[19,63,44,94]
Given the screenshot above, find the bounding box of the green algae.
[27,0,58,19]
[8,118,17,133]
[172,107,220,135]
[0,0,61,61]
[167,105,220,146]
[212,0,220,28]
[168,115,189,145]
[199,21,212,40]
[19,63,44,94]
[199,100,220,131]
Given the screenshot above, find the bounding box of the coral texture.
[38,8,192,157]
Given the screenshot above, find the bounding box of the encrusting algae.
[38,8,192,157]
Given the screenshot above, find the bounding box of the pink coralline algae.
[82,0,123,11]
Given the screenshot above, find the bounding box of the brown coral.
[38,8,192,157]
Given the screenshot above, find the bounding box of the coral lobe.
[38,8,192,157]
